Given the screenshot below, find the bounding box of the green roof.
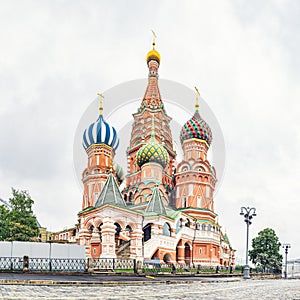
[177,207,217,215]
[166,209,181,220]
[95,173,127,208]
[224,233,231,245]
[145,186,166,215]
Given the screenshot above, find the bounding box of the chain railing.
[0,257,23,271]
[141,262,237,275]
[87,258,135,271]
[50,258,86,272]
[0,257,135,273]
[0,256,281,275]
[0,257,87,272]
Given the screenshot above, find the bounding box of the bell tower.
[124,37,176,203]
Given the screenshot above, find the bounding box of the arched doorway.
[98,223,103,242]
[184,242,191,266]
[143,223,152,242]
[163,253,172,264]
[114,222,122,247]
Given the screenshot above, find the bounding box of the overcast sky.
[0,1,299,261]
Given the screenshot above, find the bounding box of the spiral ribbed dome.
[82,115,119,151]
[180,111,212,146]
[136,136,169,169]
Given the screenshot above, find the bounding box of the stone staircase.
[117,240,131,259]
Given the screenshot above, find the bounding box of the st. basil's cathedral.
[77,40,235,267]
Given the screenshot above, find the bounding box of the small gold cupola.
[146,30,161,64]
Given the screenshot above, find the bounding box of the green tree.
[0,189,39,241]
[249,228,282,272]
[0,204,10,240]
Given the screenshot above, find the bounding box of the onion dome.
[180,111,212,146]
[146,42,161,64]
[82,94,119,151]
[136,129,169,169]
[180,90,212,146]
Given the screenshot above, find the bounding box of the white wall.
[0,241,85,259]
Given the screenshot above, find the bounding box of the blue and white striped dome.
[82,115,119,151]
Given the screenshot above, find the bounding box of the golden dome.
[146,43,161,64]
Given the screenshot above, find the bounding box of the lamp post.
[283,243,291,279]
[240,206,256,279]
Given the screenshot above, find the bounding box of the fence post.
[112,258,115,271]
[23,256,29,272]
[133,259,137,274]
[49,258,52,272]
[86,258,89,272]
[171,263,176,274]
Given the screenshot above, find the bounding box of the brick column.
[130,226,143,260]
[100,217,116,258]
[177,242,185,265]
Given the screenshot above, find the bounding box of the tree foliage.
[0,188,39,241]
[249,228,282,272]
[0,205,10,240]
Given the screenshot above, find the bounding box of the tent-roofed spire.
[95,173,126,208]
[145,186,166,215]
[141,33,163,110]
[224,232,231,246]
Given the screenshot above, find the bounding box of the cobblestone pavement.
[0,279,300,300]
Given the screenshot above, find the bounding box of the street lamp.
[240,206,256,279]
[283,243,291,279]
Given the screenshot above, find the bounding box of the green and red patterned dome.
[180,111,212,146]
[137,135,169,169]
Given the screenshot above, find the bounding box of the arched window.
[202,224,206,231]
[114,223,121,236]
[207,225,211,231]
[163,253,172,263]
[185,219,190,228]
[125,225,132,238]
[125,225,132,233]
[163,223,171,236]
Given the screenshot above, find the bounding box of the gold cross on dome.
[97,93,104,115]
[151,30,157,47]
[194,86,200,111]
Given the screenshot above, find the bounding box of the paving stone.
[0,279,300,299]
